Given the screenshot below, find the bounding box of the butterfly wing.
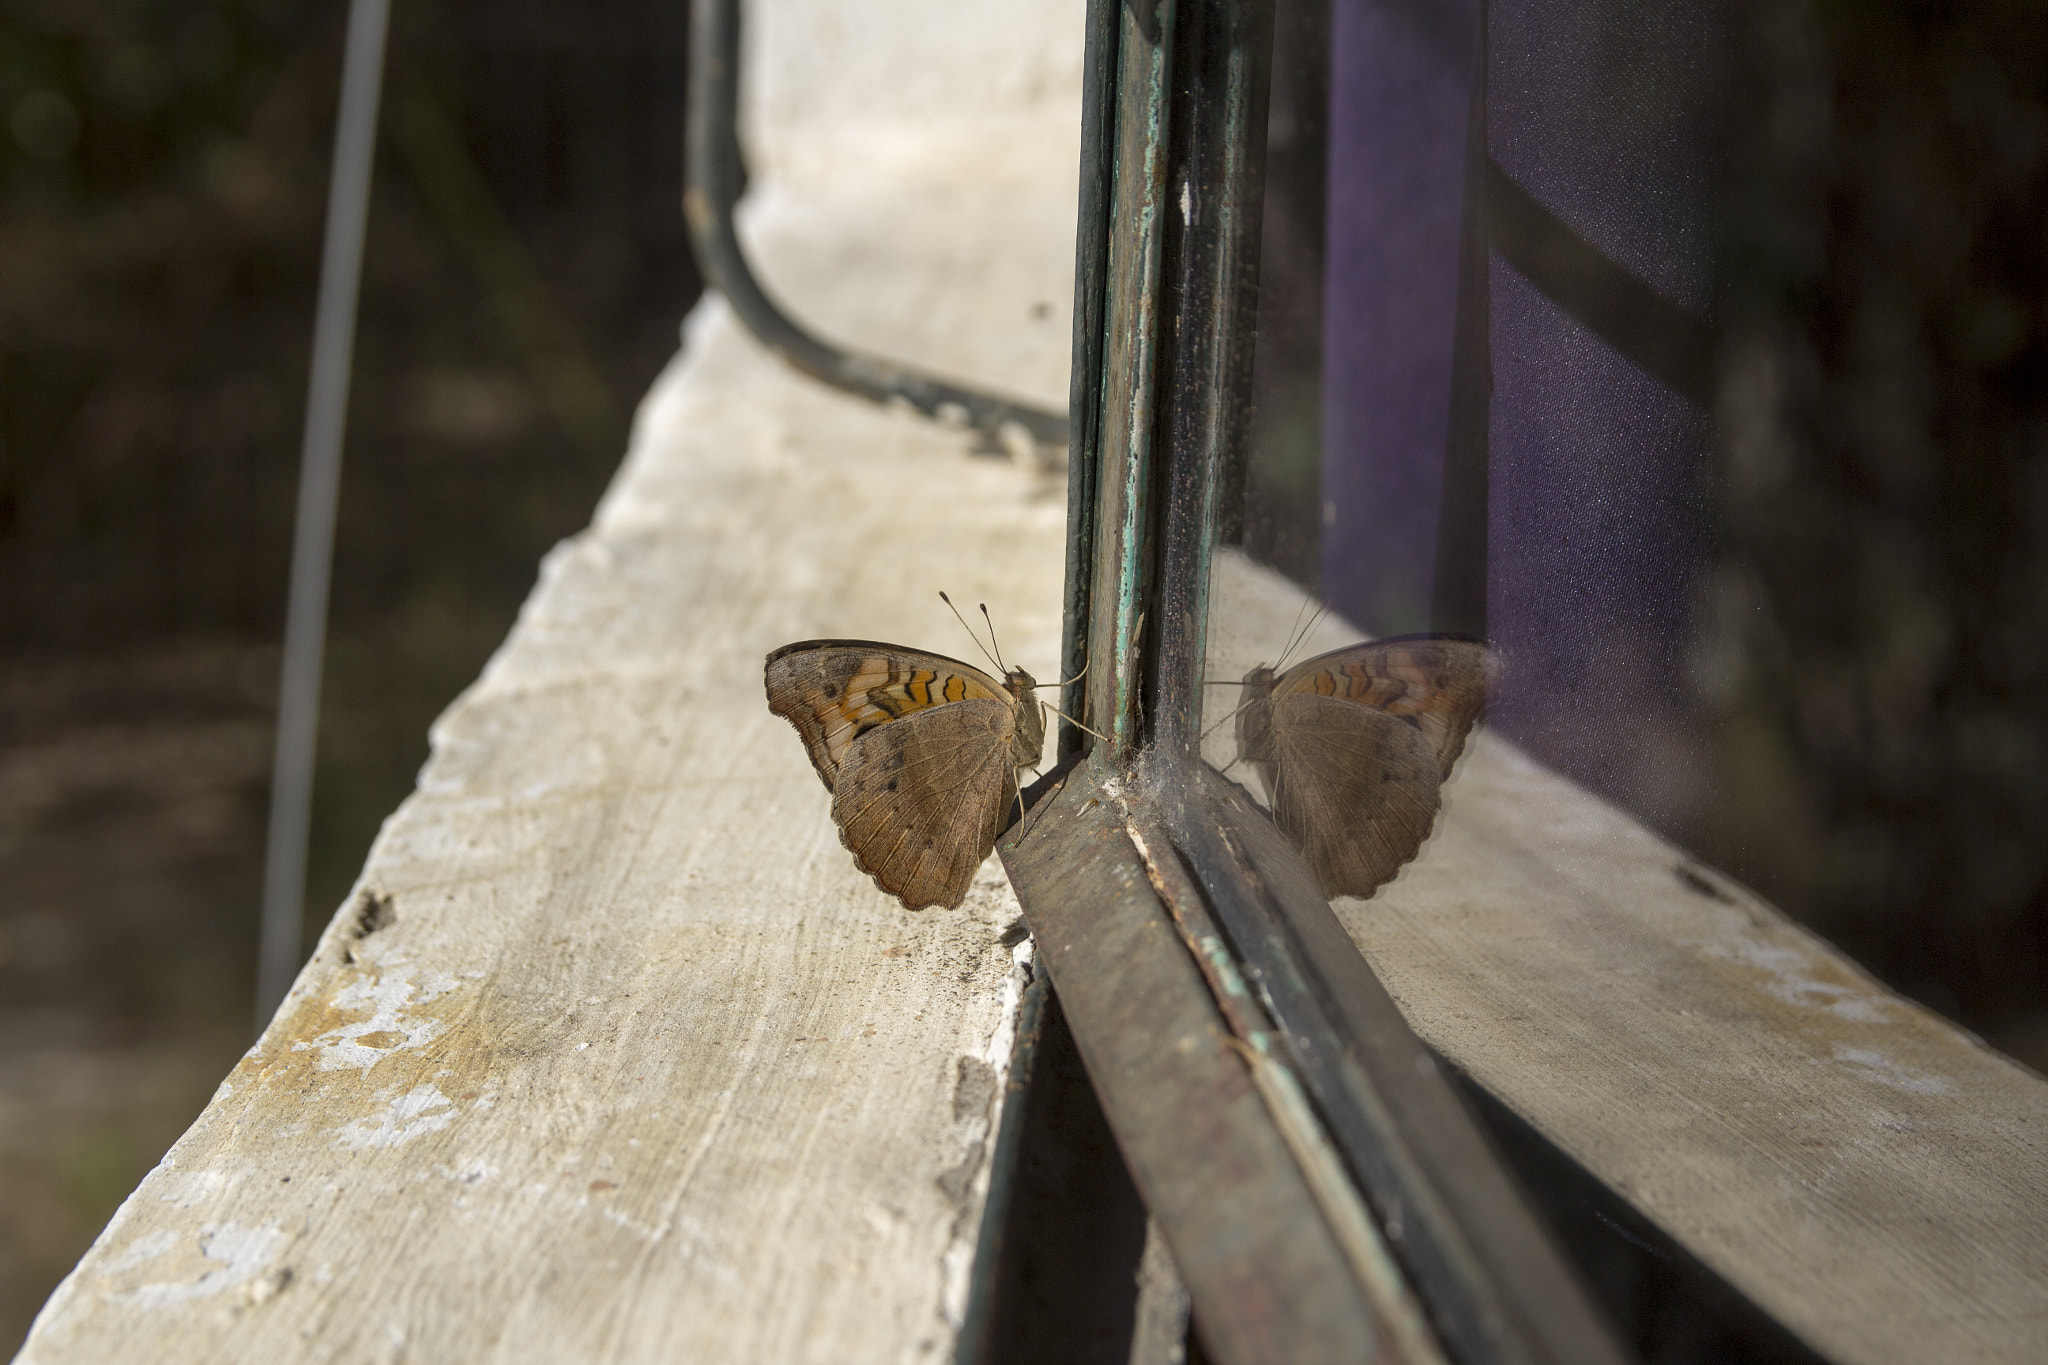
[1269,637,1493,776]
[830,697,1020,910]
[764,640,1013,790]
[1266,695,1447,899]
[1259,636,1494,899]
[765,640,1027,910]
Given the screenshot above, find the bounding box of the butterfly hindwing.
[831,698,1020,910]
[1241,635,1494,900]
[1266,694,1446,899]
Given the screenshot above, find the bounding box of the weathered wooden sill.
[16,3,2047,1363]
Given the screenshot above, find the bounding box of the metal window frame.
[999,2,1631,1361]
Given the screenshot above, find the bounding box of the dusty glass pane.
[1203,0,1728,895]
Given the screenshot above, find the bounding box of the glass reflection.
[1202,550,1493,898]
[1205,0,1724,894]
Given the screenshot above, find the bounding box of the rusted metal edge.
[1086,0,1180,758]
[1151,0,1277,756]
[1173,761,1634,1365]
[954,963,1054,1365]
[1000,766,1401,1365]
[1123,814,1448,1365]
[1057,0,1121,763]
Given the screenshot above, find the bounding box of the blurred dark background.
[0,0,696,1346]
[1707,0,2048,1059]
[0,0,2043,1354]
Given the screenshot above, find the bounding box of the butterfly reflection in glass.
[765,640,1044,910]
[1231,634,1496,901]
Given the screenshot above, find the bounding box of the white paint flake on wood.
[16,4,1082,1363]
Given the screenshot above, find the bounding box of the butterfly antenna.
[979,602,1009,672]
[1199,695,1257,746]
[1275,602,1330,673]
[1041,699,1109,743]
[939,591,1003,672]
[1265,595,1315,672]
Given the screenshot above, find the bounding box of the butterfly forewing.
[764,639,1041,910]
[765,641,1013,789]
[1269,638,1492,777]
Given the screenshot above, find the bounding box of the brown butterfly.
[1234,634,1495,901]
[765,640,1045,910]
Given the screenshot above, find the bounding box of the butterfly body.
[1236,636,1493,900]
[765,640,1043,910]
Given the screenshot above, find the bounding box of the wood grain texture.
[1207,549,2048,1365]
[14,3,1081,1362]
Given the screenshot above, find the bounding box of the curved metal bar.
[684,0,1070,455]
[1485,157,1715,407]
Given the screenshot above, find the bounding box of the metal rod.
[1001,770,1399,1364]
[256,0,392,1032]
[1057,0,1122,763]
[684,0,1067,454]
[1169,766,1634,1365]
[1151,0,1275,755]
[1431,0,1492,640]
[1124,814,1449,1365]
[1086,0,1180,761]
[1053,0,1634,1356]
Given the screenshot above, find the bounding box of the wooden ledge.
[17,2,1081,1361]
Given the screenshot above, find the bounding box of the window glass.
[1208,0,1730,867]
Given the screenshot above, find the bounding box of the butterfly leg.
[1014,771,1057,845]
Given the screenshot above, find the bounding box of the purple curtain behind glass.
[1321,0,1476,636]
[1320,0,1726,827]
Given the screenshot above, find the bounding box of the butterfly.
[765,640,1045,910]
[1233,634,1495,901]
